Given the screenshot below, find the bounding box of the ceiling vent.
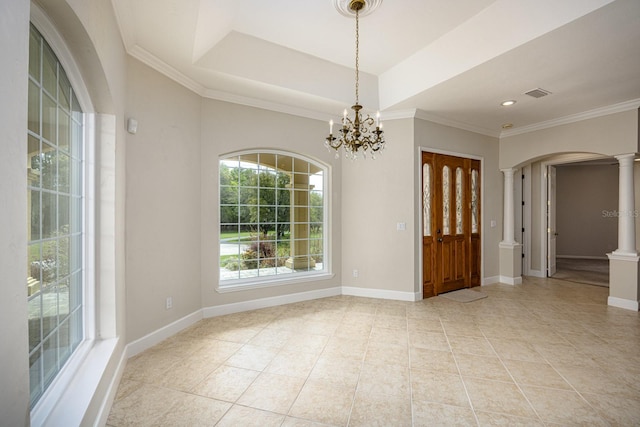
[524,88,552,98]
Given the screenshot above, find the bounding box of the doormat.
[440,288,488,303]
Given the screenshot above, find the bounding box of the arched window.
[219,151,328,288]
[27,24,85,407]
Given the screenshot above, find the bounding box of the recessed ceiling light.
[501,100,516,107]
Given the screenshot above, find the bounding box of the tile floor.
[107,277,640,426]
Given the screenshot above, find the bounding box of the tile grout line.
[407,307,416,427]
[478,326,549,425]
[345,302,382,427]
[440,316,481,427]
[284,305,340,426]
[532,341,614,426]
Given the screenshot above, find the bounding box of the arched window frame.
[217,149,332,292]
[28,5,109,423]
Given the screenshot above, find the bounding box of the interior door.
[547,165,557,276]
[422,152,481,297]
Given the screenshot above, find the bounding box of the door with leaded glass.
[422,152,481,297]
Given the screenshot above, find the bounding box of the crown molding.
[126,44,640,140]
[500,98,640,138]
[202,88,331,121]
[128,45,206,95]
[414,110,499,138]
[128,46,342,122]
[380,109,417,120]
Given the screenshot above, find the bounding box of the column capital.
[500,168,517,176]
[615,153,637,163]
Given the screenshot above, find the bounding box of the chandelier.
[325,0,385,160]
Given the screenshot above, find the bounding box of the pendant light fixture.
[325,0,385,160]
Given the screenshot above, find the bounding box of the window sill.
[30,337,119,426]
[217,272,335,293]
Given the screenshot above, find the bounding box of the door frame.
[536,154,607,278]
[417,147,484,299]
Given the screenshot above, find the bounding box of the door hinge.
[522,201,525,206]
[522,227,525,232]
[522,253,525,258]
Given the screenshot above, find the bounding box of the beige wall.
[125,59,203,342]
[0,0,31,424]
[556,164,618,258]
[200,100,344,307]
[341,118,416,294]
[500,110,639,169]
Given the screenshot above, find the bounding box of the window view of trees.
[27,25,84,407]
[219,152,325,282]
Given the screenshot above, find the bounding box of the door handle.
[437,238,443,242]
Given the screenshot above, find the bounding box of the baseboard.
[499,275,523,285]
[126,310,203,358]
[482,276,500,285]
[607,296,639,311]
[558,255,609,260]
[341,286,420,301]
[526,269,546,278]
[203,286,342,318]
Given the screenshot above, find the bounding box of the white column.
[614,154,637,256]
[499,168,522,285]
[501,168,516,244]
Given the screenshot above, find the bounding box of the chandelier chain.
[354,8,359,104]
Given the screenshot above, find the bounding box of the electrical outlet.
[353,269,359,278]
[166,297,173,310]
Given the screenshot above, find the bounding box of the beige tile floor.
[107,277,640,426]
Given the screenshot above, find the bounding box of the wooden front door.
[422,152,481,298]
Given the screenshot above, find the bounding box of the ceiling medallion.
[332,0,383,18]
[325,0,385,160]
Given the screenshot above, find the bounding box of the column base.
[285,257,316,271]
[607,252,640,311]
[499,242,522,286]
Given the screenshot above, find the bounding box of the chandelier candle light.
[325,0,385,160]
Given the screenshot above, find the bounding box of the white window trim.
[29,4,119,426]
[217,149,332,292]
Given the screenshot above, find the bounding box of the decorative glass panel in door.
[471,169,479,233]
[423,163,432,237]
[442,166,450,235]
[455,167,463,235]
